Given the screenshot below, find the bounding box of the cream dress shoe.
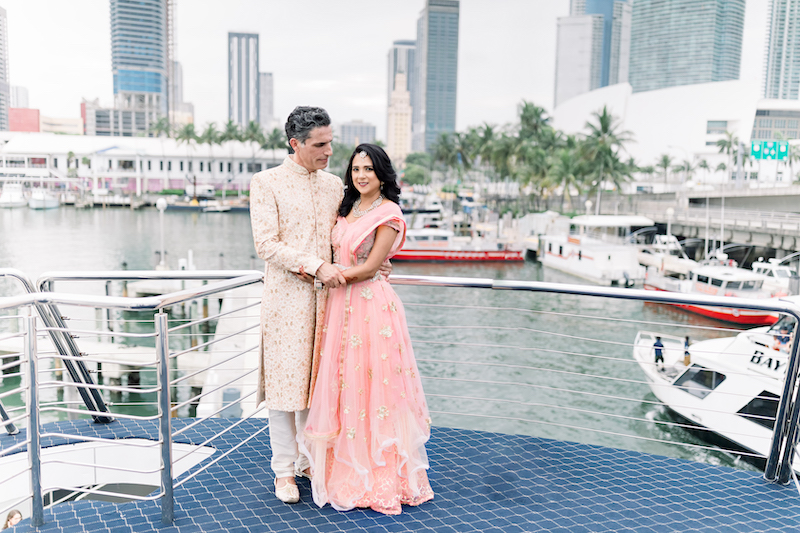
[274,478,300,504]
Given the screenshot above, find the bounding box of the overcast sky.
[3,0,569,140]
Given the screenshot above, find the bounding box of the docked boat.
[632,313,796,461]
[394,228,524,261]
[539,215,653,286]
[637,234,698,279]
[0,183,28,208]
[28,189,60,209]
[644,258,779,325]
[751,258,798,297]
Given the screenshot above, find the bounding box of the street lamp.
[584,199,592,216]
[666,206,675,237]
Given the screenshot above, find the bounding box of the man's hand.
[378,259,393,279]
[315,262,346,288]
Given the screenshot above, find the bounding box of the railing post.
[155,311,174,525]
[26,314,44,527]
[765,309,800,483]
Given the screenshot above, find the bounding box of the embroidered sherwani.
[250,156,343,411]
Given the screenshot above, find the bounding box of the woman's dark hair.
[338,144,401,217]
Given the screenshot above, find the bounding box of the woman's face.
[351,153,381,199]
[9,513,21,526]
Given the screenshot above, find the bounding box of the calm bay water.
[0,206,758,472]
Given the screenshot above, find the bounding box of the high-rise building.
[764,0,800,99]
[554,0,631,108]
[170,61,194,126]
[0,7,9,131]
[413,0,459,152]
[228,32,260,127]
[387,40,416,131]
[628,0,745,94]
[387,72,413,167]
[338,120,376,147]
[11,86,28,108]
[259,72,274,129]
[110,0,168,127]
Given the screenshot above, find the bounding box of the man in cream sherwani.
[250,106,347,504]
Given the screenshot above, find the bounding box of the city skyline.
[2,0,564,141]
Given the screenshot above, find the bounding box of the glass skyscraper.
[628,0,745,94]
[228,33,260,128]
[413,0,459,153]
[764,0,800,100]
[0,7,8,131]
[110,0,168,114]
[387,40,416,134]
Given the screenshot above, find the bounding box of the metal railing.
[1,270,800,527]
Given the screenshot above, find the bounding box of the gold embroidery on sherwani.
[251,156,343,411]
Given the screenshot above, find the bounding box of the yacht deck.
[7,418,800,533]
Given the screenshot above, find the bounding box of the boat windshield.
[768,316,796,335]
[776,269,797,278]
[741,280,762,290]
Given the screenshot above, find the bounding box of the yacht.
[28,189,60,209]
[394,228,524,261]
[751,258,798,297]
[644,257,779,325]
[0,183,28,208]
[637,234,698,279]
[632,312,797,461]
[539,215,653,286]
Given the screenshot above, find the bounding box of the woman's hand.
[293,266,315,284]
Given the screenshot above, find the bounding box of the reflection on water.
[0,207,759,472]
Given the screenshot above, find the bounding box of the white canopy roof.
[570,215,655,228]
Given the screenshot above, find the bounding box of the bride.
[299,144,434,515]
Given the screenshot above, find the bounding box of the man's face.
[292,126,333,172]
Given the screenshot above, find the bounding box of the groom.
[250,106,346,503]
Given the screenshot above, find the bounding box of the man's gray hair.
[285,106,331,152]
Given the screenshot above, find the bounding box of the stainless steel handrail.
[389,275,800,484]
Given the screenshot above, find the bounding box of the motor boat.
[28,189,60,209]
[632,311,797,462]
[751,258,798,297]
[637,234,698,279]
[394,228,524,261]
[0,183,28,208]
[539,215,653,286]
[644,255,779,325]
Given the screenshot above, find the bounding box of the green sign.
[750,140,788,160]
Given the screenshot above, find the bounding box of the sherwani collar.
[283,156,318,179]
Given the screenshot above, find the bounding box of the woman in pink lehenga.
[300,144,434,515]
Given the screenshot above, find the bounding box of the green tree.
[697,159,710,183]
[581,106,632,214]
[656,154,673,183]
[176,123,199,199]
[221,120,242,182]
[261,127,287,163]
[716,131,738,182]
[402,164,431,185]
[199,122,221,178]
[243,121,265,168]
[150,116,172,138]
[405,152,433,170]
[518,101,551,142]
[549,146,585,213]
[329,141,355,179]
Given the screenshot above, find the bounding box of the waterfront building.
[764,0,800,100]
[0,6,9,131]
[0,131,285,194]
[9,108,39,132]
[10,85,28,108]
[555,0,631,107]
[338,120,376,147]
[387,40,416,136]
[40,116,83,135]
[413,0,459,152]
[386,72,413,167]
[110,0,168,131]
[259,72,274,129]
[628,0,745,94]
[228,32,260,127]
[170,61,194,127]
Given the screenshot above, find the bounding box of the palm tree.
[518,101,551,142]
[221,120,242,186]
[638,165,655,181]
[715,162,727,178]
[176,123,199,201]
[788,144,800,183]
[150,116,172,138]
[431,132,460,178]
[656,154,673,183]
[262,128,287,164]
[549,146,584,213]
[697,159,710,183]
[243,121,265,172]
[673,159,696,183]
[199,122,221,180]
[582,106,632,214]
[716,131,738,183]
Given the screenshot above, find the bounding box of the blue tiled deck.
[6,418,800,532]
